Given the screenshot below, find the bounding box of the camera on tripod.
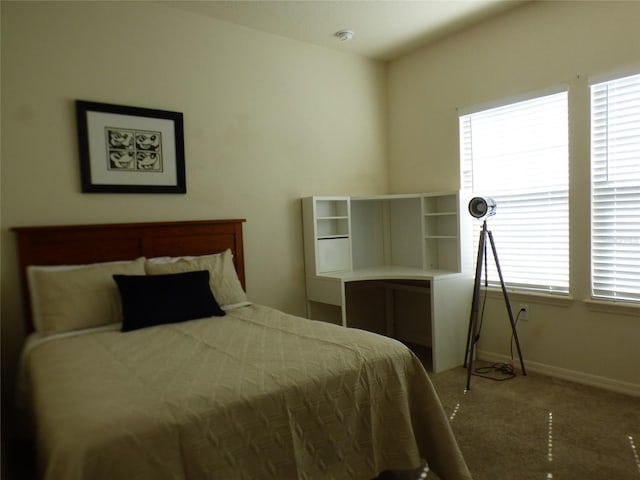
[468,196,497,220]
[464,195,526,390]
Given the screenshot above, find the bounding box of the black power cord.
[472,362,516,381]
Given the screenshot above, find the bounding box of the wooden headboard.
[13,219,246,332]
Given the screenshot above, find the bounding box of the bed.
[13,219,472,480]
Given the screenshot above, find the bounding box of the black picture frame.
[76,100,186,193]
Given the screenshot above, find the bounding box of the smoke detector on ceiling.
[335,30,354,42]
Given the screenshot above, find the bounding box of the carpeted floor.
[427,361,640,479]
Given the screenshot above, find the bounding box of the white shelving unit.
[422,192,465,272]
[303,197,352,275]
[301,192,473,373]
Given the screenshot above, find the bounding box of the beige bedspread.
[26,304,471,480]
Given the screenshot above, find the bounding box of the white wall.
[388,0,640,391]
[0,1,388,401]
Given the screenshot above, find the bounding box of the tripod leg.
[487,230,527,376]
[465,223,487,390]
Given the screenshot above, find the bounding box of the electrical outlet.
[519,304,529,321]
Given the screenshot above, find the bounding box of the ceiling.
[163,0,528,62]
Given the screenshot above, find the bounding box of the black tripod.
[464,220,526,391]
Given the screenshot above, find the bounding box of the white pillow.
[145,249,247,307]
[27,257,146,335]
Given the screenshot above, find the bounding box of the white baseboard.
[476,350,640,397]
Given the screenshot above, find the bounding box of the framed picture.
[75,100,186,193]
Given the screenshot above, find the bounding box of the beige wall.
[0,1,387,399]
[388,1,640,390]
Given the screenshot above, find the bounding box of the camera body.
[468,196,497,220]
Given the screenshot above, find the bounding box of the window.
[590,73,640,303]
[460,91,569,294]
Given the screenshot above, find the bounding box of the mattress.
[24,304,471,480]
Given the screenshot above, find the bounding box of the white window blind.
[590,73,640,303]
[460,91,569,294]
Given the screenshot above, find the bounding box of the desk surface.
[319,266,466,282]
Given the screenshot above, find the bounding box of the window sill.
[483,289,639,316]
[583,299,640,317]
[484,287,574,307]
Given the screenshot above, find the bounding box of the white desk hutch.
[302,192,474,373]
